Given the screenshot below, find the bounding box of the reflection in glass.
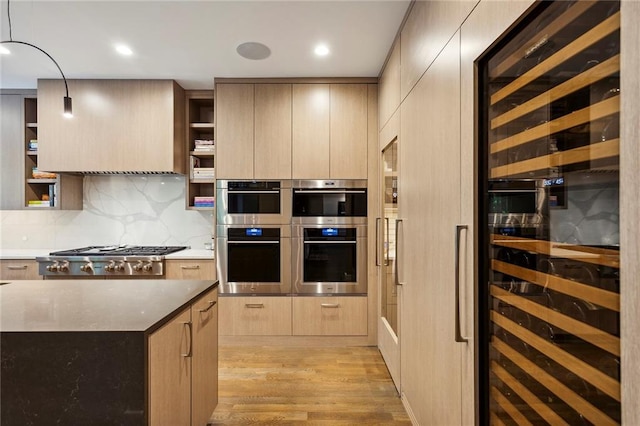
[381,139,398,335]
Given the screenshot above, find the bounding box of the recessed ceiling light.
[236,42,271,60]
[0,45,10,54]
[314,44,330,56]
[115,44,133,56]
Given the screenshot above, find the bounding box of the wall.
[0,176,213,250]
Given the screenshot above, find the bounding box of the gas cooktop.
[49,245,188,257]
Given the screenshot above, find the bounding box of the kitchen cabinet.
[37,79,185,174]
[378,40,401,131]
[215,83,292,179]
[292,296,367,336]
[292,84,330,178]
[148,286,218,426]
[1,93,26,210]
[218,296,291,336]
[0,260,41,280]
[165,259,216,280]
[186,91,215,210]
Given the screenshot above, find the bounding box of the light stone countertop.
[0,279,217,332]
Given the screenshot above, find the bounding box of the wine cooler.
[478,1,621,424]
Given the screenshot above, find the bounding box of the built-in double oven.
[291,180,368,295]
[216,179,368,296]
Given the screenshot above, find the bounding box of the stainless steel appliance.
[292,180,367,224]
[36,245,187,277]
[292,224,367,295]
[216,180,291,225]
[216,224,291,295]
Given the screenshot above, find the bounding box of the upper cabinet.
[329,84,368,179]
[37,79,185,173]
[215,82,292,180]
[292,84,330,178]
[378,39,401,130]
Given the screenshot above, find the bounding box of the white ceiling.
[0,0,410,90]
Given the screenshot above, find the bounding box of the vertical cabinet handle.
[181,321,193,357]
[395,219,404,285]
[455,224,469,343]
[375,217,381,266]
[198,300,216,313]
[384,218,390,266]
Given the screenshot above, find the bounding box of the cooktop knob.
[114,261,125,272]
[133,261,144,271]
[142,262,153,272]
[104,261,115,272]
[58,261,69,272]
[80,263,93,272]
[46,262,59,272]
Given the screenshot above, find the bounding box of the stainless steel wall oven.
[216,224,291,295]
[216,180,291,225]
[292,180,367,224]
[292,224,367,295]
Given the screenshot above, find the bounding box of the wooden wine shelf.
[491,259,619,312]
[490,1,597,79]
[491,97,619,154]
[490,234,620,268]
[492,337,618,426]
[491,312,620,401]
[490,412,507,426]
[490,138,619,178]
[491,386,532,426]
[491,55,620,129]
[491,361,569,425]
[490,285,620,356]
[491,12,621,105]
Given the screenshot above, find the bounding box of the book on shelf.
[28,139,38,151]
[31,167,57,179]
[193,196,215,207]
[28,200,51,207]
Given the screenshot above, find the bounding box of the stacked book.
[28,200,52,208]
[193,139,214,152]
[31,167,57,179]
[192,168,215,181]
[28,139,38,152]
[193,196,215,208]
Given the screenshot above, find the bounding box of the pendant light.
[1,0,72,117]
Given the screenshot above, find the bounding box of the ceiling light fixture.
[314,44,330,56]
[0,0,72,118]
[115,44,133,56]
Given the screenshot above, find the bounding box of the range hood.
[37,79,186,174]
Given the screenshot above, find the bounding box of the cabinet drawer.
[165,259,215,280]
[0,260,41,280]
[292,296,367,336]
[219,296,291,336]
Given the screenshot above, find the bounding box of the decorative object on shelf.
[0,0,73,117]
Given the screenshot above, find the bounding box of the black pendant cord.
[1,0,71,101]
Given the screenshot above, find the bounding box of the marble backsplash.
[0,175,214,250]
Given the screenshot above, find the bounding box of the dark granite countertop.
[0,279,218,332]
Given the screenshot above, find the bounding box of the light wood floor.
[209,346,411,425]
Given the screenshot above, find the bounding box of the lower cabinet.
[148,287,218,426]
[0,260,41,280]
[165,259,216,280]
[219,296,292,336]
[292,296,367,336]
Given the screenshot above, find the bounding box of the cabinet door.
[292,296,367,336]
[165,259,216,280]
[215,83,254,179]
[148,307,191,426]
[292,84,330,179]
[218,296,291,336]
[0,94,24,210]
[330,84,368,179]
[191,288,218,426]
[0,260,41,280]
[379,41,401,130]
[254,84,292,179]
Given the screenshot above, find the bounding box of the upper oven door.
[216,180,291,225]
[291,180,367,224]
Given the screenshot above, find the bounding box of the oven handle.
[303,241,356,244]
[228,240,280,244]
[228,190,280,194]
[293,190,366,194]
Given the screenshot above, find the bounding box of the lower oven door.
[292,224,367,295]
[216,225,291,295]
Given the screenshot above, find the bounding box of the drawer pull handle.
[321,303,340,308]
[7,265,28,270]
[245,303,264,308]
[181,265,200,270]
[198,300,217,313]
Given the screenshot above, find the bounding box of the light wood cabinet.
[148,287,218,426]
[330,84,368,179]
[218,296,291,336]
[378,40,401,130]
[215,83,254,179]
[254,84,292,179]
[37,79,185,173]
[0,260,41,280]
[165,259,216,280]
[292,84,330,178]
[1,93,25,210]
[292,296,367,336]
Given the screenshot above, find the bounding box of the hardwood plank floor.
[209,346,411,425]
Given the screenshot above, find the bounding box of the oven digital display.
[322,228,338,236]
[246,228,263,236]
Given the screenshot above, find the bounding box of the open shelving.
[185,90,215,210]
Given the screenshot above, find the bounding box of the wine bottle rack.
[480,1,621,424]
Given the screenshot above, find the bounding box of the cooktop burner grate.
[49,246,188,257]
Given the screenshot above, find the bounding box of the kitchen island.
[0,279,219,426]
